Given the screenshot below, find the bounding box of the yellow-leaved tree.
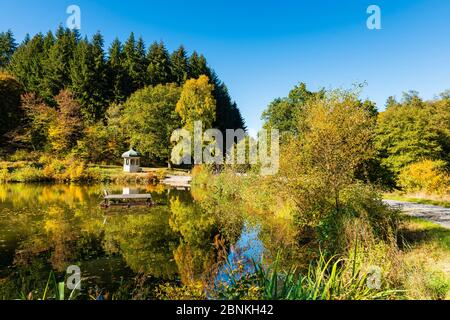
[175,75,216,132]
[48,90,83,154]
[279,89,376,223]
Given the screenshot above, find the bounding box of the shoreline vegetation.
[0,150,191,185]
[0,157,163,184]
[150,167,449,301]
[0,160,190,185]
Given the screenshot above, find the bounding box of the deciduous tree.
[176,75,216,132]
[121,84,182,164]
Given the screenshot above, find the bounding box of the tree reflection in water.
[0,183,297,299]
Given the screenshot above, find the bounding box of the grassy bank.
[397,217,450,299]
[0,158,190,184]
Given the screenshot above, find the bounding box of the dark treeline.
[0,27,245,130]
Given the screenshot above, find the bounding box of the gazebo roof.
[122,148,140,158]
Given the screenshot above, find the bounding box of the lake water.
[0,183,295,299]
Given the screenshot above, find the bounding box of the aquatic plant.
[214,250,400,300]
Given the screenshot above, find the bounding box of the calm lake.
[0,183,295,299]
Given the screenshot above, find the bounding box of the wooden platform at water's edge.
[101,194,153,208]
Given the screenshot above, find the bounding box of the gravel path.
[383,200,450,229]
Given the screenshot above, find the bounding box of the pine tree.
[147,41,173,86]
[135,37,148,88]
[0,30,17,69]
[42,31,55,53]
[22,34,30,45]
[70,33,109,122]
[170,45,189,84]
[188,51,210,79]
[123,32,144,94]
[107,38,127,103]
[206,70,245,131]
[8,33,45,95]
[90,32,109,118]
[230,102,246,131]
[69,38,94,120]
[41,26,79,102]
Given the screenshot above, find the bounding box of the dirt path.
[383,200,450,229]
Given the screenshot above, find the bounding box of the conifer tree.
[188,51,210,79]
[107,38,127,103]
[8,33,45,95]
[147,41,173,86]
[22,34,31,45]
[170,45,189,84]
[41,26,79,102]
[0,30,17,69]
[123,32,145,94]
[135,37,148,88]
[70,33,109,122]
[42,31,55,53]
[91,32,109,108]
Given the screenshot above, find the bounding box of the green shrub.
[10,165,47,182]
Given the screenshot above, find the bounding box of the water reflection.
[215,223,264,285]
[103,207,179,278]
[0,183,219,299]
[0,183,296,300]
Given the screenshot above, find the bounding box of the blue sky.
[1,0,449,130]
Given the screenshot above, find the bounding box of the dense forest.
[0,28,245,165]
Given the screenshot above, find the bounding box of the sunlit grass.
[398,217,450,299]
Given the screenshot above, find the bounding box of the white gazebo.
[122,148,141,173]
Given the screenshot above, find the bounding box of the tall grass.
[19,271,80,300]
[256,255,397,300]
[214,249,400,300]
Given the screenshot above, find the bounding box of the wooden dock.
[101,193,154,208]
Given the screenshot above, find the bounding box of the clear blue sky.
[1,0,449,131]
